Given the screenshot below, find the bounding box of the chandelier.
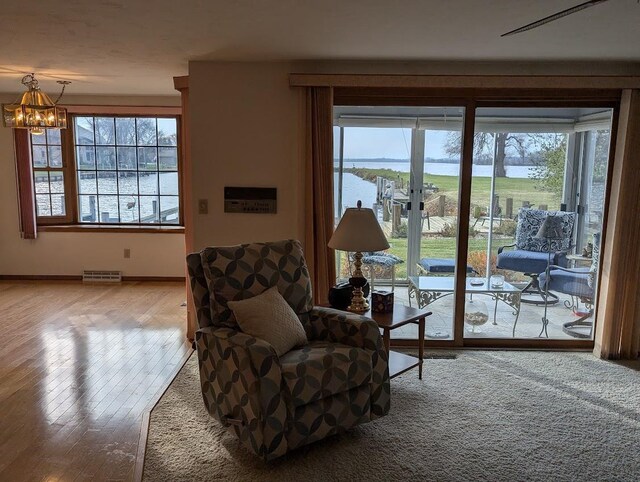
[2,74,71,135]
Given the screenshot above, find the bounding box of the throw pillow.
[227,286,308,357]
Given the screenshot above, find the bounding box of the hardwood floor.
[0,281,191,482]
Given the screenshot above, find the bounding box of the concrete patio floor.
[373,283,593,341]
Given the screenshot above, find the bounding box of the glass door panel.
[464,107,613,340]
[333,112,413,286]
[410,108,465,340]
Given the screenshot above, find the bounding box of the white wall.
[0,94,185,277]
[189,62,305,250]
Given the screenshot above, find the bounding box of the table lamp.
[535,214,564,337]
[328,200,390,312]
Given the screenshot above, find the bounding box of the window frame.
[18,106,183,231]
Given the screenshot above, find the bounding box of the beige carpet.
[143,351,640,481]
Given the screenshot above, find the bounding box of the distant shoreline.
[338,158,537,166]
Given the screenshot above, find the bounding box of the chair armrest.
[195,326,288,460]
[308,306,385,352]
[307,306,390,419]
[498,243,516,254]
[547,265,588,274]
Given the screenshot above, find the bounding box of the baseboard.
[0,274,186,282]
[133,348,194,482]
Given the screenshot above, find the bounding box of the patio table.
[408,276,522,337]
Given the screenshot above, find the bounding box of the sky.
[335,127,451,160]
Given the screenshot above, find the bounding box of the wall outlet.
[124,248,131,259]
[198,199,209,215]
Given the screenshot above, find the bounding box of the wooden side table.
[361,304,432,380]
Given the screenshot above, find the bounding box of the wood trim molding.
[173,75,196,341]
[0,275,186,282]
[452,103,476,347]
[64,105,181,115]
[13,130,37,239]
[38,225,185,234]
[291,74,640,89]
[594,89,640,359]
[133,348,193,481]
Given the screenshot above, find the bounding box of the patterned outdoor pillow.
[515,209,576,253]
[228,286,308,357]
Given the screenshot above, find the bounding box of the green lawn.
[344,167,562,212]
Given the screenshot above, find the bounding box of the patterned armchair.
[496,209,576,305]
[187,239,390,461]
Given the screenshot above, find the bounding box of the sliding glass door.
[333,100,615,347]
[463,107,613,340]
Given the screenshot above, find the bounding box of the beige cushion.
[227,286,308,357]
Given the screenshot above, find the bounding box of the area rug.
[143,351,640,481]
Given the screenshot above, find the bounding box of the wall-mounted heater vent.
[82,270,122,283]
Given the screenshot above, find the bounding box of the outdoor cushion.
[540,267,593,300]
[362,252,404,267]
[496,249,564,274]
[515,209,576,253]
[418,258,475,274]
[279,341,372,407]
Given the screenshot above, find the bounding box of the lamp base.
[348,287,369,313]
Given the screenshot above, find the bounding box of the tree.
[444,131,532,177]
[529,133,567,196]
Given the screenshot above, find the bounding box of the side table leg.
[418,317,425,380]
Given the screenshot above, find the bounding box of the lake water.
[35,172,179,223]
[335,161,536,214]
[339,161,535,178]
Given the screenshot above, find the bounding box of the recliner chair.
[496,208,576,305]
[187,239,390,461]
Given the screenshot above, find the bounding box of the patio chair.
[496,208,576,305]
[539,232,600,338]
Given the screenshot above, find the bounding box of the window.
[32,129,67,218]
[27,113,181,228]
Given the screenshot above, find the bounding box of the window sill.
[38,224,185,234]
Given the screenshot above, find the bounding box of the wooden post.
[438,195,446,217]
[392,204,402,235]
[522,201,530,208]
[506,198,513,218]
[383,199,391,221]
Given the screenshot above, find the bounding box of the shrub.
[439,222,478,238]
[394,222,408,238]
[493,219,517,237]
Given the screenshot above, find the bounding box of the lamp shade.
[328,201,390,252]
[535,215,564,240]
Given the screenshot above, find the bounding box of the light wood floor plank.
[0,281,190,482]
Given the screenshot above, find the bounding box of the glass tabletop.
[409,276,519,294]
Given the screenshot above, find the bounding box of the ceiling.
[1,0,639,96]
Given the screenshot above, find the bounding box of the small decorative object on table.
[328,282,370,310]
[371,291,394,313]
[490,274,505,289]
[464,297,489,332]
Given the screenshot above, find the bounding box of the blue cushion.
[418,258,474,274]
[496,249,567,274]
[540,267,593,300]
